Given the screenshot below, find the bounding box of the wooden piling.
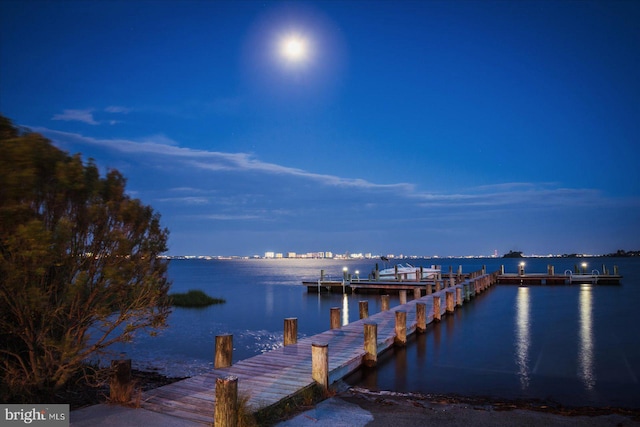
[110,359,132,403]
[284,318,297,346]
[395,310,407,347]
[311,343,329,389]
[363,322,377,367]
[435,281,441,292]
[214,375,238,427]
[446,290,454,313]
[399,290,407,305]
[426,282,432,295]
[547,265,554,275]
[330,307,341,329]
[433,296,441,321]
[381,295,390,311]
[359,300,369,319]
[456,287,462,307]
[215,334,233,369]
[416,303,426,333]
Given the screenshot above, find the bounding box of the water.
[112,257,640,408]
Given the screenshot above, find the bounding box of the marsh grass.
[169,290,225,308]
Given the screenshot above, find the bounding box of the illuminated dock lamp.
[354,270,360,282]
[342,266,348,281]
[518,262,525,276]
[581,262,587,274]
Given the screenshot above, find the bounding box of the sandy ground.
[277,387,640,427]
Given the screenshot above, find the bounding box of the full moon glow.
[280,35,308,63]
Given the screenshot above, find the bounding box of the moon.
[280,35,308,63]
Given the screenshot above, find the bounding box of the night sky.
[1,0,638,257]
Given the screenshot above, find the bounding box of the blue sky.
[1,0,639,257]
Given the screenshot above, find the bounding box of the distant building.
[287,252,297,258]
[264,252,275,259]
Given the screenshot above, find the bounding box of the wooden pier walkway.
[139,272,498,425]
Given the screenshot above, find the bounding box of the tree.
[0,116,172,401]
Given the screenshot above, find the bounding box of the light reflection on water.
[515,286,530,389]
[579,284,595,390]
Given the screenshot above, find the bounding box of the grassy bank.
[169,290,225,308]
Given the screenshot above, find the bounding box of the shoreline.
[278,386,640,427]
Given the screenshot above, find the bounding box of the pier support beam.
[395,310,407,347]
[359,301,369,319]
[446,290,455,313]
[425,282,432,295]
[381,295,390,311]
[312,343,329,389]
[456,287,463,307]
[433,296,441,321]
[399,290,407,305]
[363,322,377,367]
[330,307,341,329]
[215,334,233,369]
[214,375,238,427]
[413,287,421,300]
[284,318,297,346]
[416,303,427,333]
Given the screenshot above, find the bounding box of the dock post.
[320,269,325,281]
[500,265,505,275]
[399,290,407,305]
[214,375,238,427]
[433,296,441,321]
[435,280,441,292]
[375,264,380,281]
[416,303,427,333]
[446,290,454,313]
[614,265,619,275]
[449,272,455,288]
[215,334,233,369]
[110,359,132,403]
[463,283,470,301]
[330,307,341,329]
[457,265,462,281]
[381,295,390,311]
[413,287,421,300]
[359,301,369,319]
[395,310,407,347]
[482,265,486,275]
[363,322,377,367]
[311,343,329,390]
[416,268,421,282]
[456,287,463,307]
[425,282,432,295]
[547,265,554,276]
[284,318,297,346]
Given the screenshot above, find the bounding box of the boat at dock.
[378,263,441,280]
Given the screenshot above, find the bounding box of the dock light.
[343,266,348,281]
[582,262,587,274]
[518,262,525,276]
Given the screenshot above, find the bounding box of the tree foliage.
[0,116,172,400]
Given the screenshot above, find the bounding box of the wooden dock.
[139,272,498,425]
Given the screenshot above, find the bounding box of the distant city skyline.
[2,0,639,256]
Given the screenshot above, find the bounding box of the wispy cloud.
[52,109,99,125]
[36,128,413,192]
[35,127,624,219]
[105,106,132,114]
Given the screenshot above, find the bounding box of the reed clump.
[169,290,225,308]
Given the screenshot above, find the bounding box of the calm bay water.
[113,257,640,408]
